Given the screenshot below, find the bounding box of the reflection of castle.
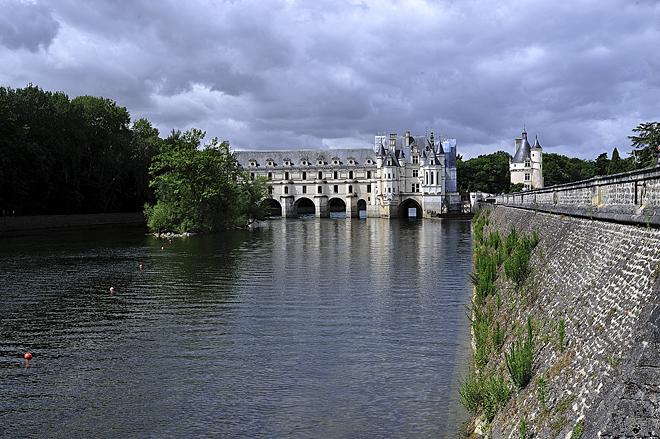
[235,131,462,218]
[510,128,544,190]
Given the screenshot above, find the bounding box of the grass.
[506,318,534,389]
[537,374,548,410]
[570,419,584,438]
[504,230,539,288]
[518,417,530,439]
[557,319,566,353]
[459,371,512,423]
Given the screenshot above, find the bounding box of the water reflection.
[0,219,472,438]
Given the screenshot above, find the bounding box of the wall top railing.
[490,165,660,226]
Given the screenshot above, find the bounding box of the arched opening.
[357,199,367,219]
[328,198,346,218]
[294,197,316,217]
[263,198,282,217]
[399,198,423,219]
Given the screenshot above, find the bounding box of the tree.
[542,153,595,186]
[629,122,660,168]
[457,151,511,194]
[145,129,268,233]
[594,152,609,176]
[608,148,624,174]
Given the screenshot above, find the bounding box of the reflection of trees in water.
[147,229,270,303]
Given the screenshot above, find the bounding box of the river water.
[0,218,473,438]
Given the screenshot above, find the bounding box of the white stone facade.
[509,128,543,190]
[235,132,461,218]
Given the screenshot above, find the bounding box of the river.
[0,218,472,438]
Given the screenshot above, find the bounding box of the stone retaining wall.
[481,206,660,437]
[493,166,660,226]
[0,212,145,234]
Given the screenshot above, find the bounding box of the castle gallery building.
[235,132,461,218]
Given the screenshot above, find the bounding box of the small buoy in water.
[161,246,164,250]
[109,286,116,294]
[138,262,144,270]
[24,352,32,368]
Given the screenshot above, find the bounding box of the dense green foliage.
[542,153,595,186]
[0,85,160,215]
[629,121,660,168]
[145,129,268,233]
[457,151,512,194]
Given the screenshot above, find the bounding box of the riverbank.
[0,212,145,235]
[464,206,660,437]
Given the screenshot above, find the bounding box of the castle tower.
[510,128,543,190]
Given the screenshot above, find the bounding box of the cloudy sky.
[1,0,659,158]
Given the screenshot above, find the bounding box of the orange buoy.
[24,352,32,368]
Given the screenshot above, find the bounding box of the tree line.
[457,125,659,194]
[0,85,159,215]
[0,85,267,232]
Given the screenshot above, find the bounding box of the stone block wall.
[480,206,660,438]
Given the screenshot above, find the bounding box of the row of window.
[254,170,373,181]
[271,184,372,195]
[251,158,373,167]
[253,169,430,181]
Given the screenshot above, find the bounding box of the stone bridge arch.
[263,198,282,217]
[294,197,316,217]
[399,198,423,218]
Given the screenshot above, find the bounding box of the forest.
[0,85,159,215]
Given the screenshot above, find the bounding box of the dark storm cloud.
[0,0,59,51]
[1,0,659,157]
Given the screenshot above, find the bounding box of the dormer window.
[412,155,419,164]
[284,160,291,166]
[317,160,324,166]
[249,160,258,167]
[524,159,531,167]
[387,160,392,166]
[301,160,308,166]
[366,159,373,165]
[267,159,275,167]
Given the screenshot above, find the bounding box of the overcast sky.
[1,0,659,158]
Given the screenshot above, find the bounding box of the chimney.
[389,133,397,149]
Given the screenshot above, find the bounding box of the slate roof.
[234,148,377,167]
[512,133,532,163]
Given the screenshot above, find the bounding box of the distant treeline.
[458,125,659,194]
[0,85,161,215]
